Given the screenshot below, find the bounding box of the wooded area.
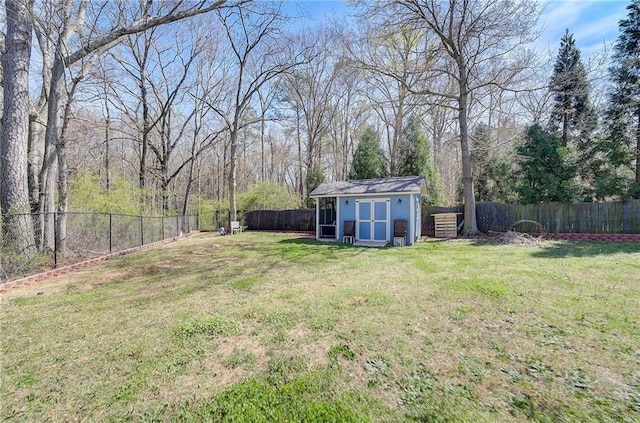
[1,1,640,258]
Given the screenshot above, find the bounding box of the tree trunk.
[636,110,640,198]
[39,57,66,252]
[229,128,238,222]
[391,83,406,176]
[1,0,36,253]
[260,114,266,182]
[28,111,46,213]
[104,88,111,190]
[56,143,68,255]
[562,108,569,147]
[458,69,479,236]
[181,136,198,234]
[140,78,149,190]
[296,107,304,201]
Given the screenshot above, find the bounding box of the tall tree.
[349,125,387,180]
[279,27,338,200]
[326,59,368,182]
[604,0,640,198]
[398,115,448,205]
[2,0,244,253]
[393,0,540,235]
[1,0,36,253]
[347,23,427,175]
[549,30,592,148]
[209,2,303,222]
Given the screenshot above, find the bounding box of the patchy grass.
[1,232,639,422]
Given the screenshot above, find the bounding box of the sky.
[291,0,632,58]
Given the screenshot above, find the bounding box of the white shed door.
[356,199,389,242]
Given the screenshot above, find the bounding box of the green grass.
[1,232,639,422]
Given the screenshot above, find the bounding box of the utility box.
[433,213,458,238]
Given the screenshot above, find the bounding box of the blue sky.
[539,0,630,57]
[291,0,631,58]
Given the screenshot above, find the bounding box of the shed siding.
[338,197,356,239]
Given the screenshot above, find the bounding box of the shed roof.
[309,176,426,198]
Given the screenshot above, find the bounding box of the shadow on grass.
[277,238,363,250]
[465,236,640,258]
[530,241,640,258]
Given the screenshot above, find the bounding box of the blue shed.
[309,176,426,246]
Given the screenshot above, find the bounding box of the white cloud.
[536,0,629,58]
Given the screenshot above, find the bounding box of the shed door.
[356,199,390,242]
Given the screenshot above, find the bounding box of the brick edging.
[486,230,640,243]
[0,233,193,293]
[540,233,640,242]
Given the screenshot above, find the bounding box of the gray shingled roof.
[309,176,426,197]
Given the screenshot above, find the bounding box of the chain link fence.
[0,212,202,284]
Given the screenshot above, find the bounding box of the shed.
[309,176,426,246]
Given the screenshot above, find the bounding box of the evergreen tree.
[549,29,598,200]
[471,125,519,204]
[398,116,448,205]
[516,124,579,203]
[602,0,640,199]
[349,126,388,180]
[549,30,592,148]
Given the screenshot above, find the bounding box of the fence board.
[622,201,640,234]
[423,200,640,235]
[245,201,640,236]
[245,209,315,232]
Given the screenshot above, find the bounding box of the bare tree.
[327,61,369,181]
[1,0,244,253]
[207,2,305,221]
[256,83,278,182]
[392,0,540,235]
[346,23,430,175]
[278,27,338,197]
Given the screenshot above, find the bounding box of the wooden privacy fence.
[244,209,315,232]
[423,200,640,235]
[245,201,640,235]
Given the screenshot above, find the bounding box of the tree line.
[1,0,639,257]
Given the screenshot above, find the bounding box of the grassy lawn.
[1,232,639,422]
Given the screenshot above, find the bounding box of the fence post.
[140,216,144,246]
[53,212,58,268]
[176,215,179,236]
[109,213,113,253]
[161,216,165,241]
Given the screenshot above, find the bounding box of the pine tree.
[397,116,448,205]
[549,29,598,199]
[516,124,579,203]
[348,126,388,180]
[549,30,592,148]
[603,0,640,198]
